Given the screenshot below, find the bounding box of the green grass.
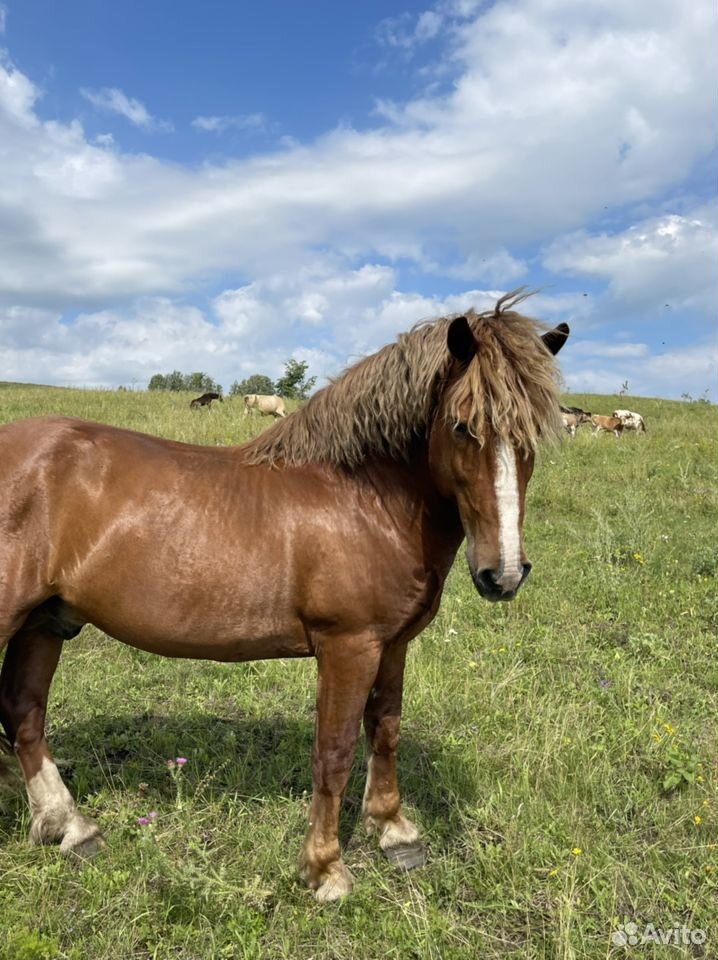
[0,388,716,959]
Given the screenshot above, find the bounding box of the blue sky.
[0,0,716,398]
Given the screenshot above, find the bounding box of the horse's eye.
[453,422,469,437]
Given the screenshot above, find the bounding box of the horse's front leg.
[299,634,382,902]
[362,641,425,870]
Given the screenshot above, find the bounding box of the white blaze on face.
[493,439,523,590]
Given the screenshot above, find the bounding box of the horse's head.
[428,313,568,602]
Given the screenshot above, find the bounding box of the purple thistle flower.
[136,816,150,826]
[148,811,157,820]
[175,757,187,766]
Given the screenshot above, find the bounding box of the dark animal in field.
[591,414,624,438]
[0,290,568,902]
[560,404,591,418]
[190,392,222,409]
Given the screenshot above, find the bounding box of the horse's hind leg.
[0,626,104,857]
[362,642,425,870]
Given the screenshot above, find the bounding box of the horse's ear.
[541,322,570,356]
[447,316,476,364]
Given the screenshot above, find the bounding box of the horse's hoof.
[382,840,426,871]
[314,864,354,903]
[64,833,105,860]
[60,816,105,860]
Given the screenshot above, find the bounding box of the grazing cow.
[591,414,624,439]
[243,394,287,418]
[190,392,222,410]
[613,409,646,432]
[561,410,591,438]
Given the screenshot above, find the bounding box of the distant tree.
[229,374,276,397]
[147,370,221,393]
[148,374,167,391]
[165,370,186,392]
[275,359,316,401]
[185,372,222,394]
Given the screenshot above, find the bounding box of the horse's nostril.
[521,562,532,581]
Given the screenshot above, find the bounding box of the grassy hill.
[0,385,716,959]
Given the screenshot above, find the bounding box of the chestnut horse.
[0,291,568,901]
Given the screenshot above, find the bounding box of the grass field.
[0,385,716,960]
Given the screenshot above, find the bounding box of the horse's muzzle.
[472,563,532,602]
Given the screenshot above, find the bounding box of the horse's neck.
[358,445,465,569]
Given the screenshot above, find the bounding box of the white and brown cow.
[613,409,646,432]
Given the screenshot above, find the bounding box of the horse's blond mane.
[243,290,563,468]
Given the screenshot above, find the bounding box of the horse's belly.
[98,624,313,662]
[79,608,313,662]
[62,574,313,662]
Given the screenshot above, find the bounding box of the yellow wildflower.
[571,847,582,856]
[694,815,702,825]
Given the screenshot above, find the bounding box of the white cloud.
[0,0,714,307]
[543,210,718,313]
[377,10,445,52]
[569,340,650,359]
[192,113,268,133]
[80,87,172,132]
[563,341,717,400]
[441,249,528,285]
[0,262,504,388]
[0,52,38,126]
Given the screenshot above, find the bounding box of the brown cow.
[591,414,624,439]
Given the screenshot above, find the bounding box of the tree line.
[148,359,317,400]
